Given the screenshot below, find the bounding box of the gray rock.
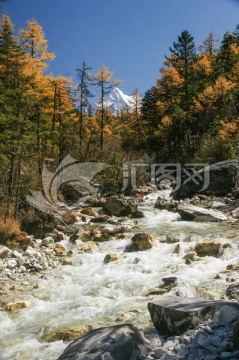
[0,245,11,260]
[7,259,18,268]
[42,237,55,246]
[101,353,114,360]
[12,250,25,266]
[162,355,180,360]
[148,296,239,335]
[177,204,228,222]
[19,265,27,272]
[45,232,57,241]
[196,332,212,348]
[173,160,239,199]
[221,353,232,358]
[214,304,239,326]
[24,246,38,256]
[0,260,7,271]
[57,324,150,360]
[211,201,226,209]
[154,347,165,358]
[166,233,189,243]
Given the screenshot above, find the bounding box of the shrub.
[194,136,235,164]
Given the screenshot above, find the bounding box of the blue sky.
[2,0,239,96]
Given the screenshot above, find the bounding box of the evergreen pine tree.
[76,61,93,152]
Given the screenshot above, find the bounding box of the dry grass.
[0,216,32,248]
[0,217,20,234]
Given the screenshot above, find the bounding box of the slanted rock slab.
[177,204,228,222]
[57,324,150,360]
[148,296,239,335]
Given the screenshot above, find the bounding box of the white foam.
[0,197,237,359]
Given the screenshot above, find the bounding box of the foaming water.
[1,194,238,359]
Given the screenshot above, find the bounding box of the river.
[1,192,238,360]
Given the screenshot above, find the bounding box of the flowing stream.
[1,192,239,360]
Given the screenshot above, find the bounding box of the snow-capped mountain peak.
[105,87,134,115]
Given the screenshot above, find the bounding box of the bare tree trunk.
[100,84,104,150]
[37,104,42,175]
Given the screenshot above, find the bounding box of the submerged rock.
[57,324,150,360]
[43,326,92,343]
[131,233,156,250]
[177,204,228,222]
[104,253,119,264]
[165,233,189,243]
[6,300,30,311]
[173,243,180,254]
[62,257,73,266]
[183,251,198,264]
[148,296,239,335]
[146,277,178,297]
[80,242,97,252]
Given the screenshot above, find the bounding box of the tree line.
[0,14,238,220]
[139,29,239,162]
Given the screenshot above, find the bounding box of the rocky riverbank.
[1,160,239,360]
[58,297,239,360]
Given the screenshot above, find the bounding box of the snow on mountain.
[105,87,134,115]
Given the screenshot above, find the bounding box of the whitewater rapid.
[1,193,238,360]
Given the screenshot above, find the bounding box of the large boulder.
[57,324,150,360]
[60,181,98,206]
[148,296,239,335]
[19,208,58,238]
[173,160,239,200]
[103,196,139,217]
[177,204,228,222]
